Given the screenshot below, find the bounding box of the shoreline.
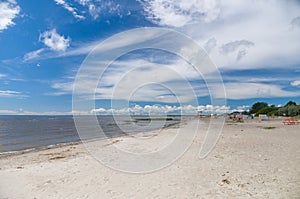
[0,117,299,198]
[0,116,188,158]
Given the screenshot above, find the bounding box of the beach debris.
[257,126,276,130]
[221,178,230,184]
[44,180,52,185]
[237,183,250,188]
[111,139,121,144]
[214,155,224,159]
[49,155,66,160]
[16,166,24,169]
[40,152,61,156]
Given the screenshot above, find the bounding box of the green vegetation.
[254,106,279,117]
[294,115,300,120]
[232,100,300,117]
[250,102,268,114]
[262,126,276,130]
[278,103,300,117]
[285,101,297,106]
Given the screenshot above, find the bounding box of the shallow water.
[0,115,181,155]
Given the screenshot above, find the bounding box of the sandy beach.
[0,117,299,199]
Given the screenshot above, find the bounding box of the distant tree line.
[243,101,300,117]
[278,101,300,117]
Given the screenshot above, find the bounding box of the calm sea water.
[0,115,181,155]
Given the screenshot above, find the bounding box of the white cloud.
[194,1,300,70]
[0,104,230,115]
[0,0,20,31]
[24,1,300,72]
[0,109,19,114]
[140,0,220,27]
[219,40,254,61]
[234,105,250,113]
[51,81,74,95]
[22,40,94,61]
[23,29,70,60]
[75,0,122,20]
[51,56,300,102]
[53,0,125,20]
[39,29,70,51]
[204,37,217,54]
[37,5,300,103]
[54,0,85,19]
[23,49,45,61]
[219,40,254,52]
[0,73,7,79]
[91,104,230,115]
[51,56,205,104]
[48,28,216,102]
[0,109,77,115]
[140,0,300,70]
[214,83,300,100]
[291,80,300,87]
[0,90,28,98]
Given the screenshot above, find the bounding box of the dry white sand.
[0,118,299,198]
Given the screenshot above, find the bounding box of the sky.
[0,0,300,115]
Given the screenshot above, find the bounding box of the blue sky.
[0,0,300,115]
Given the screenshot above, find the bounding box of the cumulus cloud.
[39,29,70,51]
[54,0,85,19]
[23,29,71,61]
[291,80,300,87]
[233,105,250,113]
[139,0,300,70]
[44,1,300,103]
[91,104,230,115]
[236,49,247,61]
[219,40,254,61]
[0,0,20,32]
[54,0,124,20]
[0,104,230,115]
[204,37,217,54]
[0,109,19,114]
[75,0,122,20]
[219,40,254,55]
[139,0,220,27]
[140,0,220,27]
[0,109,77,115]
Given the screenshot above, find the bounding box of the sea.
[0,115,182,156]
